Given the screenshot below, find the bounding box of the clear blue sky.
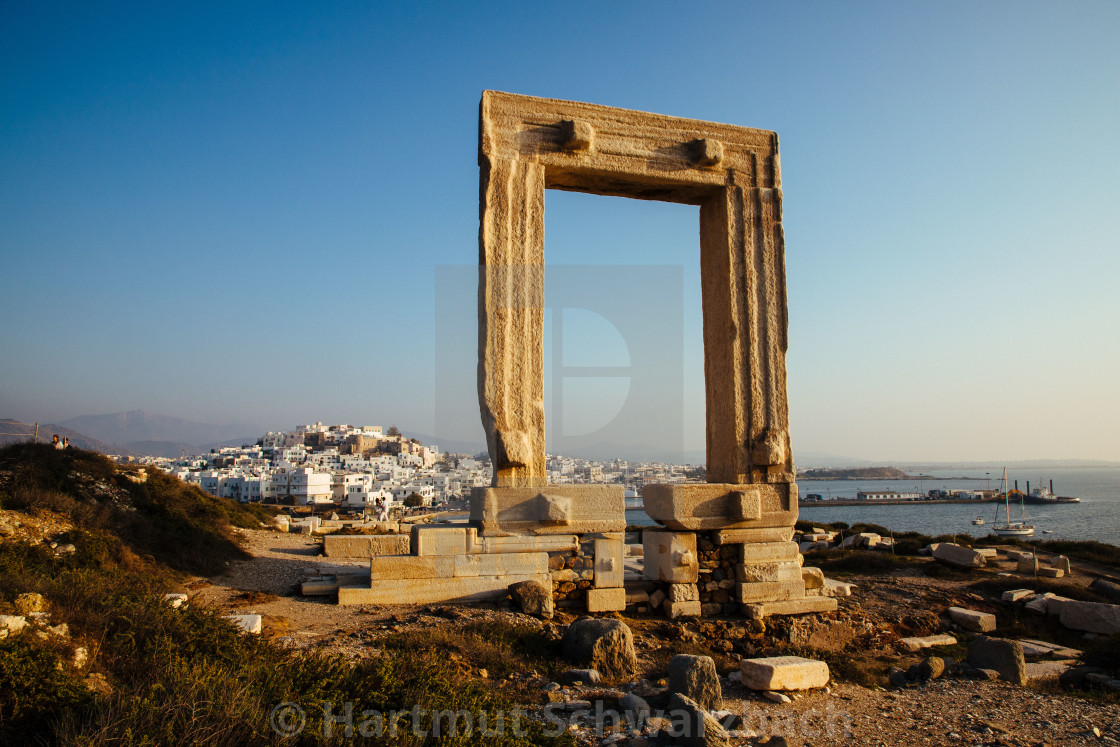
[2,1,1117,462]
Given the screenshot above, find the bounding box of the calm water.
[627,467,1120,546]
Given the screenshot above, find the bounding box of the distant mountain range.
[0,410,262,458]
[0,419,114,452]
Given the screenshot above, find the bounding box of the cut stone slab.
[664,600,702,619]
[1037,567,1064,579]
[593,538,624,588]
[712,527,795,545]
[1016,639,1083,658]
[967,637,1026,685]
[338,571,551,605]
[740,655,829,691]
[734,560,803,584]
[736,541,800,564]
[934,543,986,569]
[1001,589,1034,603]
[369,552,547,581]
[648,588,666,609]
[561,618,637,683]
[471,534,579,554]
[1051,555,1071,574]
[1058,600,1120,635]
[669,583,700,602]
[1025,660,1078,682]
[470,485,625,536]
[586,587,626,613]
[949,606,997,633]
[410,525,475,556]
[323,534,410,558]
[643,530,699,583]
[898,634,958,653]
[741,597,838,619]
[668,654,723,712]
[226,614,262,635]
[974,548,998,558]
[821,578,855,597]
[643,483,796,530]
[733,580,806,604]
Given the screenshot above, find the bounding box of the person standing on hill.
[52,435,64,450]
[62,438,70,449]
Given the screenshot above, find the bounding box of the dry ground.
[188,529,1120,746]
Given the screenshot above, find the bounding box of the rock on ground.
[967,637,1026,686]
[668,654,723,711]
[664,693,730,747]
[560,617,637,683]
[508,580,553,619]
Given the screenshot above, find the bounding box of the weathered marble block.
[469,485,625,536]
[643,530,699,583]
[593,538,625,588]
[642,483,796,531]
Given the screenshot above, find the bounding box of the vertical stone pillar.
[477,154,547,487]
[699,178,792,485]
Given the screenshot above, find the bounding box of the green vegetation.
[0,444,570,745]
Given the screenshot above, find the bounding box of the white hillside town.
[123,421,704,512]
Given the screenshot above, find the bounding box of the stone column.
[477,154,547,488]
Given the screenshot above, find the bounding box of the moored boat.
[992,469,1035,537]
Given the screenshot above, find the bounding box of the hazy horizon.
[3,3,1118,463]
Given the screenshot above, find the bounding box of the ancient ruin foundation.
[340,92,836,619]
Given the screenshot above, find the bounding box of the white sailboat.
[992,467,1035,537]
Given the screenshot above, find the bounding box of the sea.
[624,466,1120,546]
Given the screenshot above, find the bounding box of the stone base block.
[734,560,803,584]
[737,541,800,564]
[411,525,476,556]
[664,600,702,619]
[593,538,624,588]
[323,534,410,558]
[586,587,627,612]
[1037,567,1064,578]
[740,655,830,691]
[470,485,625,536]
[741,597,838,619]
[473,534,579,554]
[370,552,547,581]
[338,572,551,605]
[642,483,795,530]
[669,583,700,602]
[643,530,698,583]
[712,527,795,545]
[734,580,806,604]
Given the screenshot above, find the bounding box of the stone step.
[741,597,838,619]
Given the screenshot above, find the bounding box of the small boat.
[992,468,1035,537]
[972,517,985,526]
[1042,529,1054,534]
